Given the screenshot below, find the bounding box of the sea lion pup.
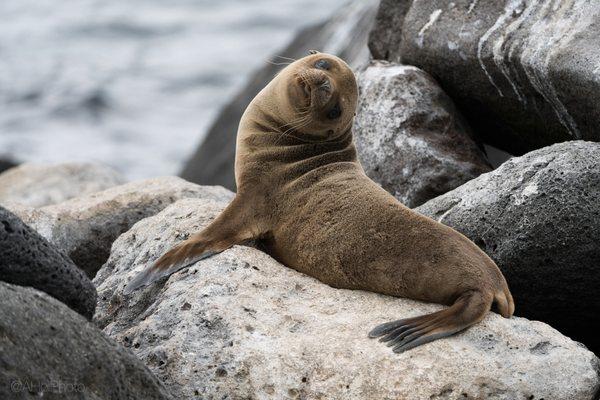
[124,52,515,353]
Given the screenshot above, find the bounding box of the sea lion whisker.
[281,116,312,136]
[279,113,310,129]
[266,60,293,66]
[273,55,296,62]
[273,116,312,145]
[281,117,314,140]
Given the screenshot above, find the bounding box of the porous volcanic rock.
[0,205,96,319]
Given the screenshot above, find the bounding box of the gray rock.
[0,282,171,400]
[94,197,600,400]
[8,177,233,278]
[354,61,491,207]
[416,141,600,354]
[180,0,379,190]
[0,205,96,319]
[369,1,600,155]
[0,162,125,207]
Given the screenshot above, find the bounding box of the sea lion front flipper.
[122,241,221,295]
[369,290,494,353]
[123,197,264,295]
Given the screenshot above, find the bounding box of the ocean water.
[0,0,347,179]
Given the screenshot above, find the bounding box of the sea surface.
[0,0,347,178]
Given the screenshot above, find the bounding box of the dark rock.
[354,61,491,207]
[370,1,600,155]
[0,157,17,174]
[180,0,379,190]
[0,282,171,400]
[483,144,513,169]
[416,141,600,353]
[0,205,96,319]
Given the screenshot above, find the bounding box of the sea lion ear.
[308,50,320,55]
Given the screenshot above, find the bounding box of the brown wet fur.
[126,53,515,353]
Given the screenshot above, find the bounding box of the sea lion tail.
[368,289,494,353]
[123,239,219,295]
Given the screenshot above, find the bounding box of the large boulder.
[369,1,600,155]
[416,141,600,353]
[94,197,600,400]
[0,162,125,207]
[8,177,233,278]
[354,61,491,207]
[0,205,96,319]
[0,282,171,400]
[180,0,379,190]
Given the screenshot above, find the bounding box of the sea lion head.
[267,52,358,141]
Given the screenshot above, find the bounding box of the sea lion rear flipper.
[123,197,263,295]
[368,290,493,353]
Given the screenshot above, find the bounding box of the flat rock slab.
[0,282,171,400]
[0,205,96,319]
[417,140,600,354]
[8,176,232,278]
[354,61,491,207]
[369,0,600,155]
[95,198,599,400]
[0,162,125,207]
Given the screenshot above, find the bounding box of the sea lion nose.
[318,78,331,92]
[316,78,333,105]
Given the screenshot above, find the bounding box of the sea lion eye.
[327,103,342,119]
[314,59,330,70]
